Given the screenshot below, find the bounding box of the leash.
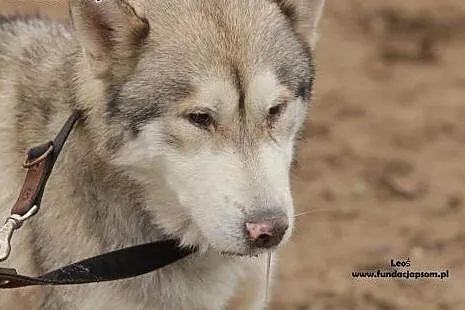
[0,240,193,288]
[0,110,195,289]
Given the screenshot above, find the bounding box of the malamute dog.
[0,0,325,309]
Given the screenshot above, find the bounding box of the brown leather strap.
[11,110,82,216]
[0,110,83,262]
[12,152,50,216]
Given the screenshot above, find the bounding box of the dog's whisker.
[265,251,272,304]
[293,208,334,218]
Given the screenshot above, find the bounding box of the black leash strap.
[0,109,196,289]
[0,240,194,289]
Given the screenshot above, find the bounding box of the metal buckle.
[23,144,54,168]
[0,205,39,262]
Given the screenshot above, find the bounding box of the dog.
[0,0,325,309]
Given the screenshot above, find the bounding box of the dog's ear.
[69,0,149,78]
[273,0,326,50]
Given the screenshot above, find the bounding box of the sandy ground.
[1,1,464,309]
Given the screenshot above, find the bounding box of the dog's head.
[70,0,325,256]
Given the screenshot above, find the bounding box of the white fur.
[113,70,301,255]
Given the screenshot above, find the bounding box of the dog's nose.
[245,210,289,249]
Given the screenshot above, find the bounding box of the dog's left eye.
[186,112,214,130]
[267,102,287,126]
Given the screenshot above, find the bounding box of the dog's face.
[71,0,325,256]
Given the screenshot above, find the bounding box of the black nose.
[245,209,289,249]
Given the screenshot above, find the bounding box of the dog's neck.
[63,131,166,250]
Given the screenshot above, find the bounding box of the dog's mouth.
[218,250,261,258]
[207,237,281,258]
[217,244,278,258]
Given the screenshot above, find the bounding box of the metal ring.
[22,144,54,168]
[9,205,39,225]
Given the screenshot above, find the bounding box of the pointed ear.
[273,0,326,50]
[69,0,149,78]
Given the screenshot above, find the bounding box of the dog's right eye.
[186,112,215,131]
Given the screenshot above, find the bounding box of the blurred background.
[1,0,464,309]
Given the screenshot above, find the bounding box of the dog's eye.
[267,102,287,126]
[186,112,214,130]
